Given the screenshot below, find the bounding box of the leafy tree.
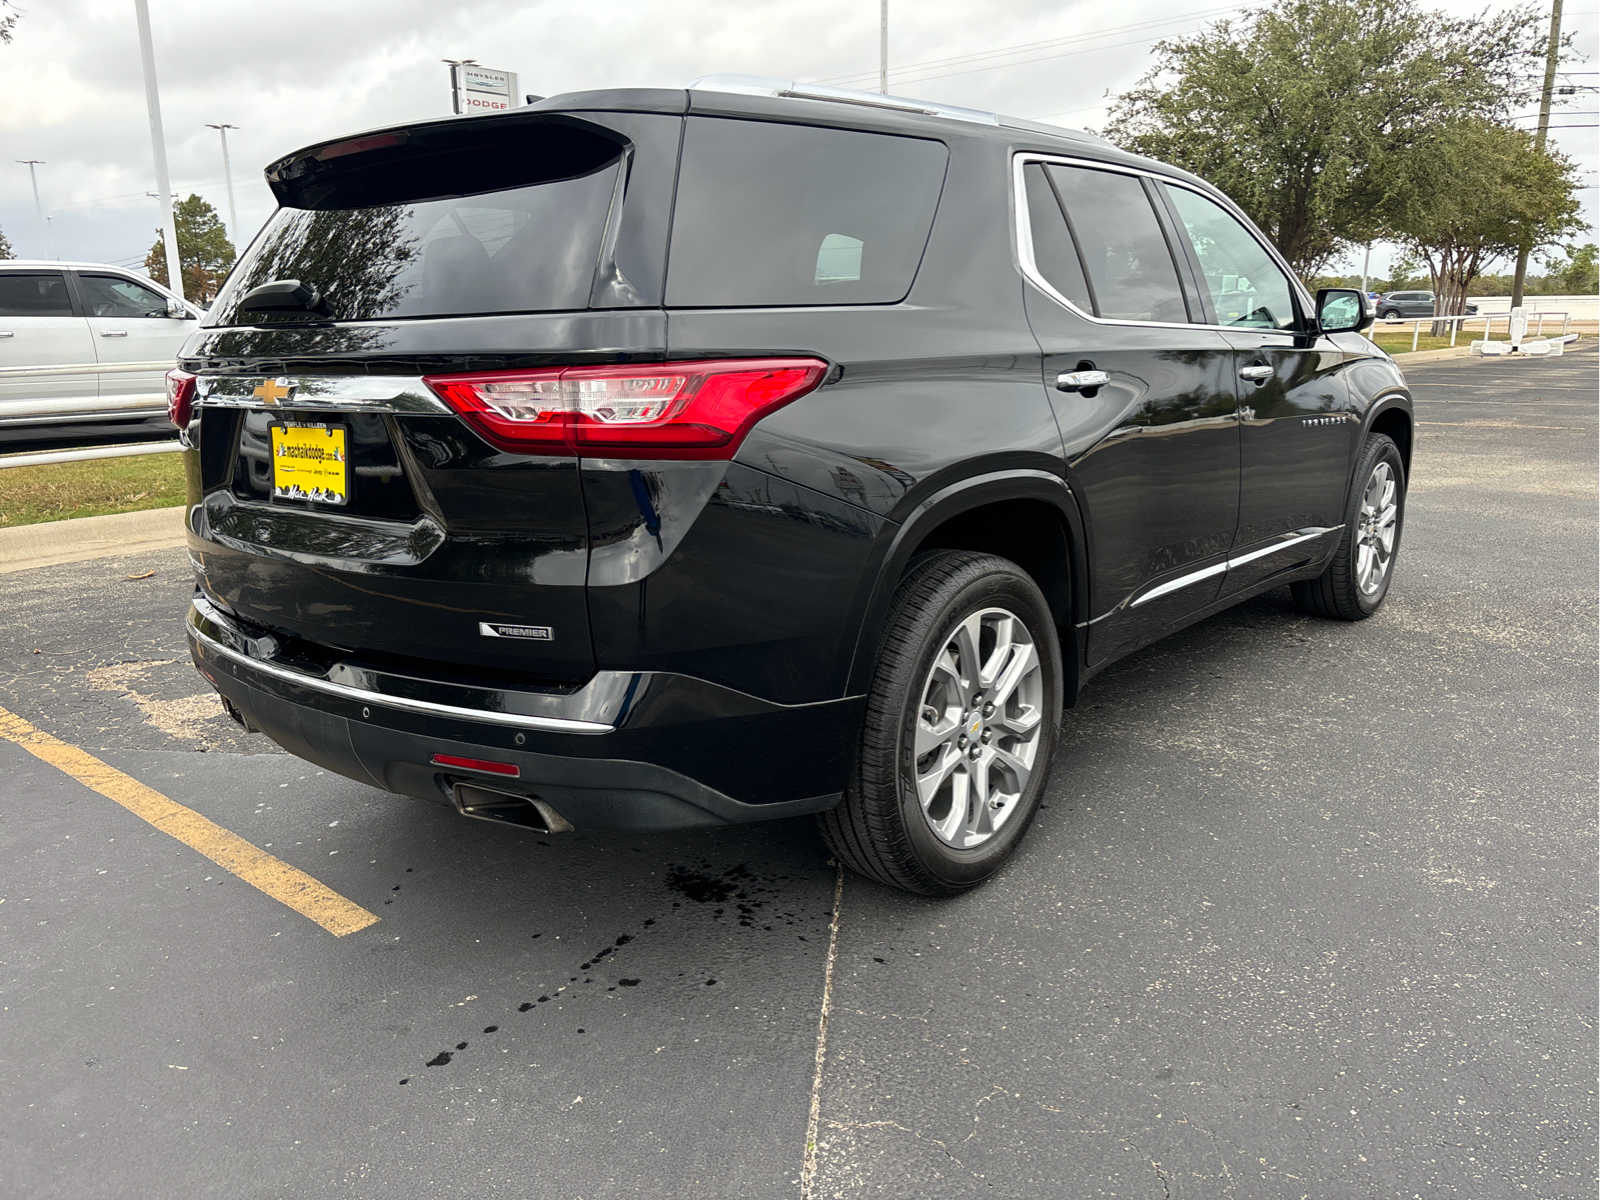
[1382,256,1428,292]
[1,0,19,44]
[1541,242,1599,294]
[145,195,236,301]
[1104,0,1559,274]
[0,226,12,259]
[1385,119,1580,327]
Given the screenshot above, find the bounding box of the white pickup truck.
[0,260,201,436]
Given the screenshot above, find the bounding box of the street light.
[205,122,239,247]
[133,0,184,300]
[16,159,52,259]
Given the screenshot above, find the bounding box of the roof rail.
[689,74,998,125]
[688,75,1108,145]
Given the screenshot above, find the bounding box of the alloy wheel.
[1355,461,1398,596]
[911,606,1045,849]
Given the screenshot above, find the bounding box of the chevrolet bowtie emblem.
[252,377,293,405]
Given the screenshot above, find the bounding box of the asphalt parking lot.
[1,348,1595,1199]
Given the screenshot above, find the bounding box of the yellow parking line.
[0,705,379,938]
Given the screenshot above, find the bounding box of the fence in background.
[1375,311,1572,353]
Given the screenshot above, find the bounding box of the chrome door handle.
[0,331,13,338]
[1239,364,1273,383]
[100,329,129,338]
[1056,369,1109,392]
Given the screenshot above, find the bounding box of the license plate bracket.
[269,422,349,506]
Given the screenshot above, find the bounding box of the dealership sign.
[450,63,520,115]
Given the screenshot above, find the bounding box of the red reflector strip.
[166,367,197,428]
[430,753,521,778]
[422,357,828,459]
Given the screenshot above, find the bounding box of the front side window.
[0,272,73,317]
[1162,185,1299,331]
[668,119,948,307]
[79,273,170,318]
[1044,165,1188,323]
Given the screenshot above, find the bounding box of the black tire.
[820,550,1064,895]
[1380,308,1402,320]
[1293,433,1406,621]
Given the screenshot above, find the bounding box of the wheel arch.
[1365,394,1414,480]
[844,470,1088,702]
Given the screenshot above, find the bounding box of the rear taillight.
[166,367,197,428]
[421,358,829,458]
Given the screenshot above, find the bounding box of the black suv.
[174,80,1410,895]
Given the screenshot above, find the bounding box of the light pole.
[205,122,239,246]
[133,0,184,300]
[16,159,52,258]
[879,0,888,94]
[1510,0,1564,310]
[442,58,477,114]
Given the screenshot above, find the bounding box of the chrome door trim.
[187,617,616,735]
[194,373,451,415]
[1224,527,1335,571]
[1125,526,1341,611]
[1128,559,1229,608]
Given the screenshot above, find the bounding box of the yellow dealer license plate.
[270,423,348,505]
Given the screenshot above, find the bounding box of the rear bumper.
[186,595,857,829]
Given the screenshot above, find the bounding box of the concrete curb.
[0,505,187,575]
[1389,345,1480,364]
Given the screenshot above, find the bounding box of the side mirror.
[166,296,189,319]
[1316,287,1371,335]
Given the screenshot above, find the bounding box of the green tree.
[145,194,236,301]
[1541,243,1599,295]
[1385,119,1580,327]
[0,226,13,259]
[1104,0,1557,274]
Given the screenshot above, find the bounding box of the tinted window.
[79,273,170,319]
[1045,165,1188,323]
[668,119,947,307]
[210,160,621,324]
[1021,163,1093,313]
[1162,185,1299,331]
[0,272,73,317]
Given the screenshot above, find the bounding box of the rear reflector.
[430,753,521,778]
[166,367,197,428]
[422,358,828,458]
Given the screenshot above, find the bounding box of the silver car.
[0,261,200,435]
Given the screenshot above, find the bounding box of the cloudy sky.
[1,0,1595,282]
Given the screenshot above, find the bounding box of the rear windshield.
[209,160,620,325]
[667,119,948,307]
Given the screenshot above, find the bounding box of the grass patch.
[1370,329,1473,353]
[0,451,187,528]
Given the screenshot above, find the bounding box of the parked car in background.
[0,261,201,436]
[1377,290,1478,320]
[177,79,1410,895]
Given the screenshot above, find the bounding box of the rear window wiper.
[236,278,331,319]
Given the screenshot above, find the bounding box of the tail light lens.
[422,358,829,458]
[165,367,197,428]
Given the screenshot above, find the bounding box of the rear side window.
[1020,163,1093,313]
[0,272,73,317]
[667,119,947,307]
[210,134,625,325]
[1044,164,1188,324]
